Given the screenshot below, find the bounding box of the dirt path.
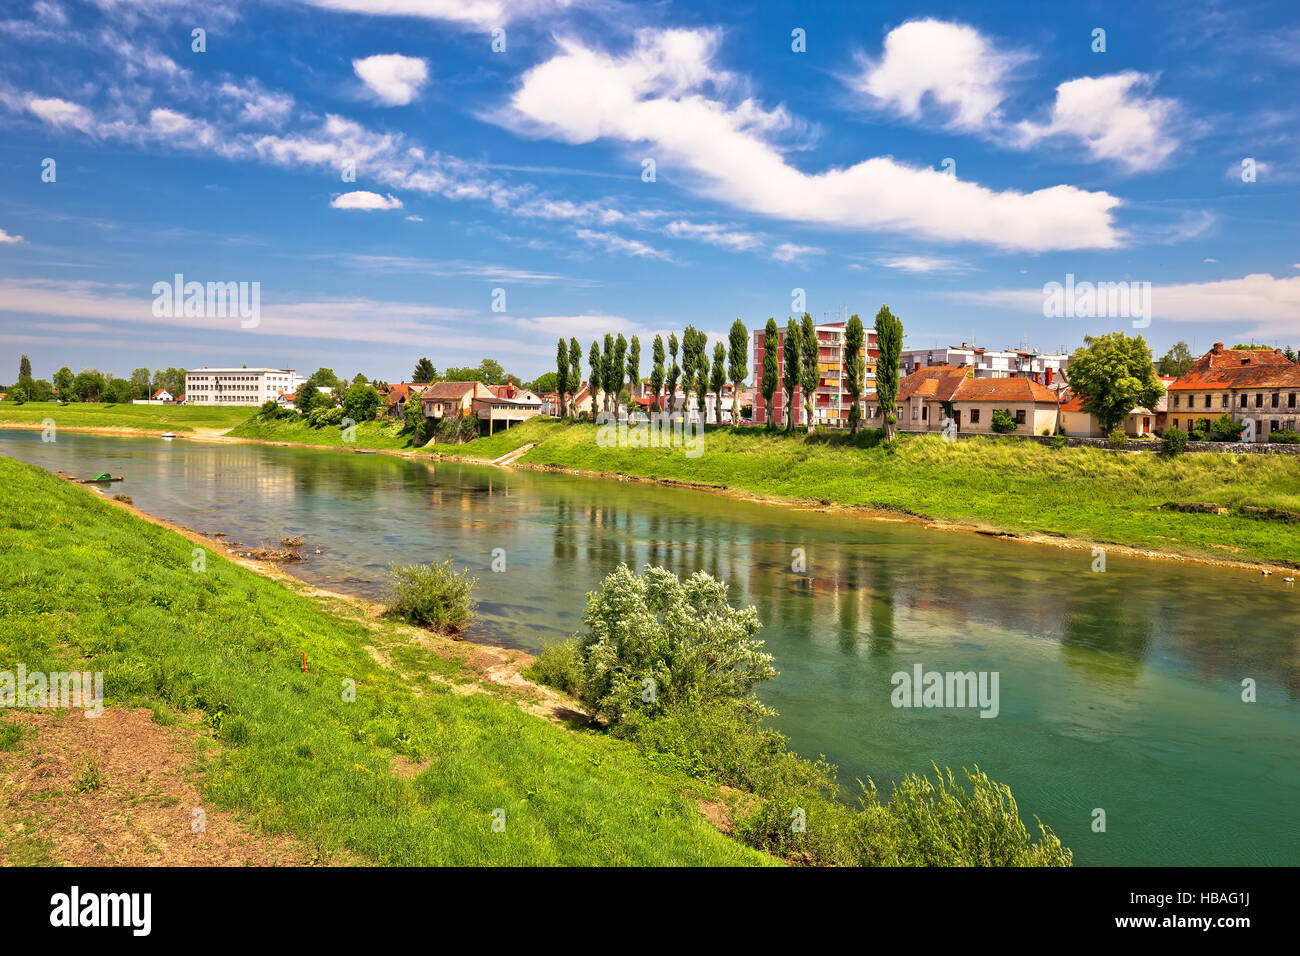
[0,708,328,866]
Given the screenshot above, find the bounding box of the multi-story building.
[1166,343,1300,438]
[751,320,879,427]
[184,367,303,406]
[900,344,1068,386]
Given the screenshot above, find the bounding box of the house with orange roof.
[1165,343,1300,439]
[1057,378,1173,437]
[896,364,1062,435]
[383,382,430,419]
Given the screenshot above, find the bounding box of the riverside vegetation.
[0,453,1069,865]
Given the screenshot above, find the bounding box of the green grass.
[434,418,1300,567]
[0,454,772,866]
[0,400,250,433]
[226,416,418,449]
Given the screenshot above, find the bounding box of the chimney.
[1212,342,1224,354]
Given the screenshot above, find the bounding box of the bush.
[1210,414,1245,442]
[433,412,478,444]
[1161,427,1189,457]
[382,561,478,633]
[525,638,583,695]
[990,408,1017,433]
[1268,429,1300,444]
[1051,435,1066,450]
[308,406,345,428]
[1108,428,1128,448]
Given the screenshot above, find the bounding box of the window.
[1272,393,1280,408]
[1173,395,1180,408]
[970,408,981,424]
[912,405,919,420]
[1204,395,1211,409]
[1271,420,1281,432]
[1222,395,1229,408]
[1291,393,1297,408]
[922,406,928,421]
[1256,393,1264,408]
[1014,409,1026,424]
[1240,394,1248,407]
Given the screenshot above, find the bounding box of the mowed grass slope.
[0,401,250,433]
[227,416,416,449]
[0,455,771,866]
[437,418,1300,567]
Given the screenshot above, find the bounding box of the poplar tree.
[800,312,819,434]
[650,334,666,412]
[667,333,681,416]
[874,304,904,441]
[568,338,582,416]
[844,314,866,436]
[782,317,800,432]
[728,318,748,426]
[761,318,778,429]
[711,341,727,425]
[555,338,570,418]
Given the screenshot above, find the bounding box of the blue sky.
[1,0,1298,384]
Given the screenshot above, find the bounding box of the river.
[3,427,1297,866]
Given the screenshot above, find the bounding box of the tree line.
[3,356,186,404]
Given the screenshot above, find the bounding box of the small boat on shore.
[160,432,177,439]
[79,473,124,483]
[352,449,377,454]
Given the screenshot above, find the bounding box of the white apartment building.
[900,344,1069,387]
[185,367,304,406]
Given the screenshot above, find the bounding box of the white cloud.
[772,242,822,263]
[576,228,672,260]
[219,81,294,125]
[663,220,761,251]
[294,0,577,28]
[405,214,423,222]
[330,190,403,210]
[1015,72,1178,171]
[353,54,430,106]
[877,254,967,273]
[26,96,95,132]
[499,29,1123,251]
[951,272,1300,338]
[852,18,1025,130]
[0,228,24,244]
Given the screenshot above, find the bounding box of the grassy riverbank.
[227,415,416,449]
[0,400,250,434]
[435,418,1300,568]
[0,454,771,865]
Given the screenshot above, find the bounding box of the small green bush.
[1161,427,1189,457]
[990,408,1017,433]
[383,560,478,633]
[1051,435,1066,450]
[1268,429,1300,444]
[1210,414,1245,442]
[1108,428,1129,448]
[525,638,583,695]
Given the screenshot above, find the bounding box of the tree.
[309,367,342,391]
[681,325,700,412]
[478,358,505,385]
[412,358,436,383]
[19,355,31,380]
[782,317,800,432]
[844,313,865,435]
[728,318,748,426]
[1285,346,1297,363]
[667,333,680,416]
[650,334,666,412]
[102,377,133,404]
[1156,341,1195,378]
[710,341,726,425]
[627,335,641,405]
[130,367,152,400]
[343,382,380,422]
[568,338,582,415]
[295,380,320,414]
[73,369,106,401]
[613,334,628,415]
[991,408,1018,433]
[799,312,819,434]
[153,367,185,397]
[873,305,904,440]
[555,338,570,418]
[1066,331,1164,433]
[696,347,710,421]
[531,371,559,394]
[589,340,602,412]
[53,366,74,397]
[761,318,778,429]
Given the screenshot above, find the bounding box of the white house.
[185,368,304,407]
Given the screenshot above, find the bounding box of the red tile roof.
[1167,343,1295,390]
[952,376,1059,403]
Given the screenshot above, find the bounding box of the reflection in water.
[2,428,1298,866]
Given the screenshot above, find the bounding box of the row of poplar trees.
[550,305,903,438]
[755,305,902,438]
[552,318,753,426]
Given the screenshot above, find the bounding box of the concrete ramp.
[491,443,536,466]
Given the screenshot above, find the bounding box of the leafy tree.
[569,564,775,725]
[308,367,342,391]
[696,347,710,420]
[102,377,133,404]
[588,341,602,410]
[555,338,570,418]
[626,335,641,404]
[799,312,819,434]
[667,333,680,415]
[568,338,582,414]
[710,341,727,425]
[782,317,800,432]
[1161,426,1189,457]
[613,334,628,414]
[53,366,74,396]
[295,380,320,414]
[1209,414,1245,442]
[342,382,380,422]
[530,371,558,394]
[73,370,106,401]
[1156,341,1195,377]
[152,367,186,397]
[601,335,616,413]
[1067,331,1164,433]
[761,318,778,429]
[1285,345,1297,363]
[19,354,31,379]
[728,318,748,425]
[351,372,368,386]
[844,313,865,435]
[650,334,666,412]
[478,358,505,385]
[130,367,152,399]
[873,305,904,440]
[412,358,436,384]
[991,408,1018,433]
[680,325,700,412]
